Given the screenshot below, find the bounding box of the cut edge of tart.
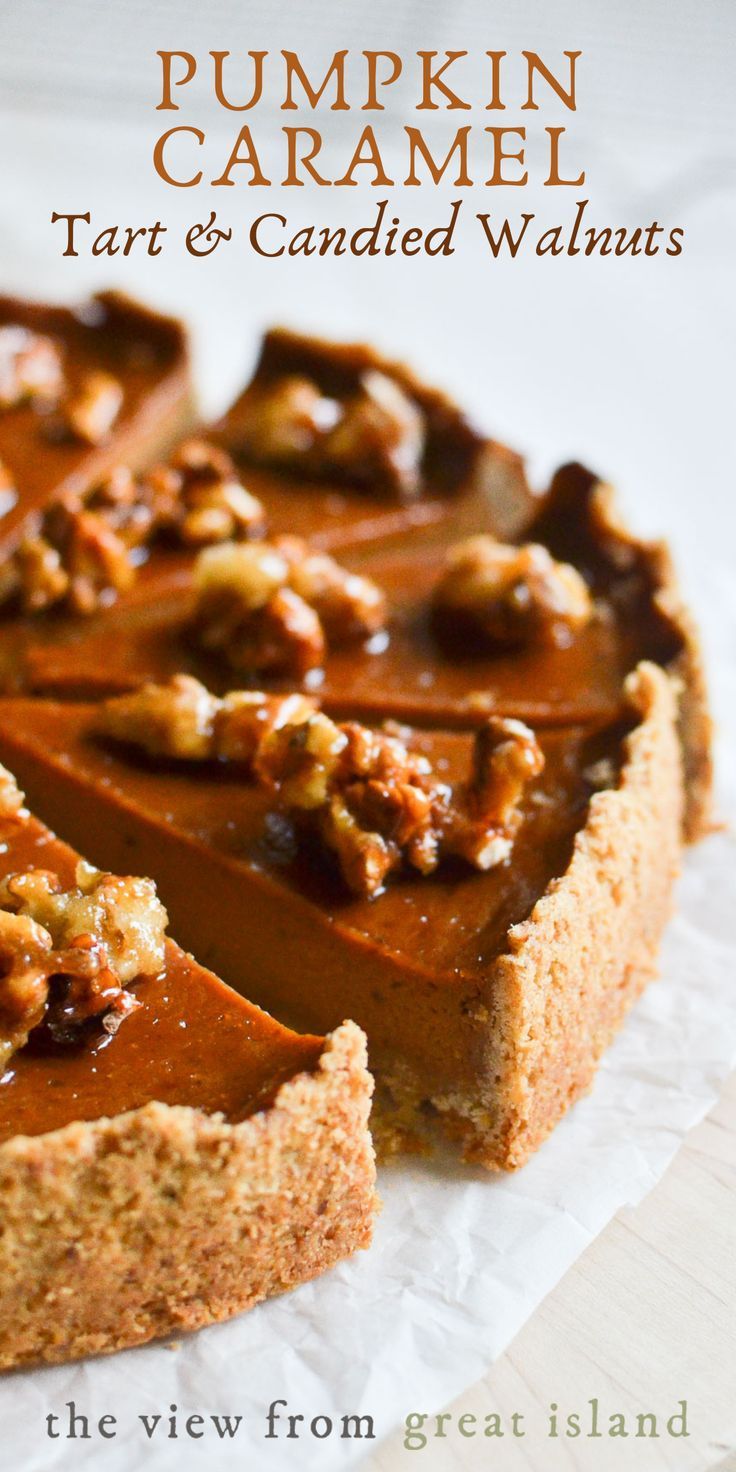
[0,660,682,1173]
[0,768,377,1371]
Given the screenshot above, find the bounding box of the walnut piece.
[0,438,267,617]
[0,326,64,410]
[146,439,266,546]
[321,370,425,500]
[192,536,386,677]
[258,712,545,896]
[63,371,123,445]
[434,534,593,649]
[96,674,316,766]
[0,861,168,1069]
[234,370,425,500]
[234,376,341,463]
[0,764,24,819]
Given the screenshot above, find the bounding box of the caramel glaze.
[15,533,681,729]
[0,292,192,557]
[0,701,630,1075]
[0,808,324,1144]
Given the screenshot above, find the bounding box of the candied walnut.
[63,371,123,445]
[0,862,168,1067]
[321,371,425,500]
[2,512,135,617]
[442,717,546,869]
[258,712,544,897]
[96,674,317,767]
[434,534,593,648]
[86,465,160,546]
[97,673,221,759]
[46,498,136,614]
[146,439,266,546]
[234,370,425,500]
[279,537,387,643]
[0,910,55,1070]
[192,537,385,677]
[0,763,24,819]
[233,375,341,464]
[0,326,64,410]
[11,534,69,613]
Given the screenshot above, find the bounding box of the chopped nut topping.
[0,441,267,618]
[321,370,425,500]
[434,534,593,648]
[0,764,24,819]
[12,534,69,613]
[0,326,64,410]
[63,371,123,445]
[192,536,386,677]
[234,370,425,500]
[96,673,316,766]
[258,712,545,896]
[234,375,341,464]
[0,861,168,1069]
[7,495,136,617]
[96,678,543,896]
[45,497,136,614]
[146,439,266,546]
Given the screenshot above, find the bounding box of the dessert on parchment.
[0,308,712,1182]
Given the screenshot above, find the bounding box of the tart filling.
[0,663,681,1170]
[0,765,377,1369]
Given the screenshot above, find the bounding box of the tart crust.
[0,1020,376,1370]
[376,663,682,1168]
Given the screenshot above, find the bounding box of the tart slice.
[0,766,376,1371]
[211,327,534,550]
[0,662,681,1171]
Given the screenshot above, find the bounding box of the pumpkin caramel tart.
[0,310,710,1178]
[0,768,376,1371]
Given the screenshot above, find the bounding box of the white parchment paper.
[2,811,733,1472]
[0,2,734,1467]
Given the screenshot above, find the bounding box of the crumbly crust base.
[371,664,683,1170]
[0,1021,377,1370]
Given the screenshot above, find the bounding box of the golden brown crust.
[0,1020,377,1370]
[430,662,683,1168]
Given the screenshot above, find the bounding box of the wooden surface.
[371,1071,736,1472]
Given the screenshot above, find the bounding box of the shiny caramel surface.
[0,810,323,1143]
[0,700,627,983]
[15,537,679,730]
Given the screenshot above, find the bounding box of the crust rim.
[0,1019,377,1370]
